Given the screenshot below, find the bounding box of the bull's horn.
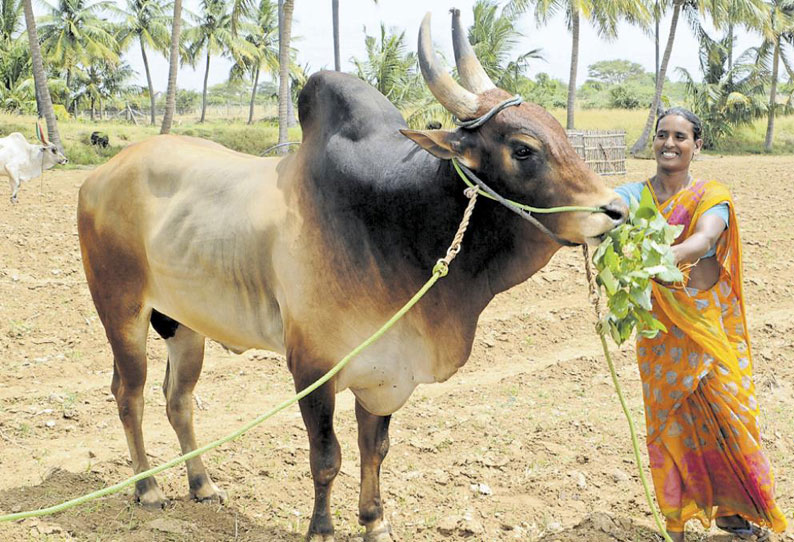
[35,119,49,145]
[451,8,495,94]
[418,12,479,120]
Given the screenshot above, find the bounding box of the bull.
[90,131,109,148]
[0,128,67,203]
[77,11,626,542]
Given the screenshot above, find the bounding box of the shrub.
[63,141,122,165]
[609,85,642,109]
[53,104,70,121]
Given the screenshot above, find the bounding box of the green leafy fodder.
[592,188,684,345]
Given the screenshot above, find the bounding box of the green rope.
[450,158,602,214]
[0,264,450,523]
[596,327,674,542]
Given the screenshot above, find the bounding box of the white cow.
[0,132,68,203]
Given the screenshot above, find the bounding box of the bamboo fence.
[567,130,627,176]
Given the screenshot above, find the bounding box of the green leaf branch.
[592,189,684,345]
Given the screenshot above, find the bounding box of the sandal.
[715,516,770,541]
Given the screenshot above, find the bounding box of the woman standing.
[615,108,787,541]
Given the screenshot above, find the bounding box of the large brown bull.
[77,10,626,542]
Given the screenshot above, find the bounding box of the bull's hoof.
[135,487,169,509]
[191,480,227,504]
[364,520,393,542]
[193,488,228,504]
[10,195,17,204]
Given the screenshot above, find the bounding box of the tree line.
[1,0,792,153]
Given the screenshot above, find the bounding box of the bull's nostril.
[602,198,628,224]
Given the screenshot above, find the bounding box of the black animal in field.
[90,132,109,148]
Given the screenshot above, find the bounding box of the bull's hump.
[298,71,406,141]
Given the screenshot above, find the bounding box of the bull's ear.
[400,129,461,160]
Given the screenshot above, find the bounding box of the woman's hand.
[671,213,726,265]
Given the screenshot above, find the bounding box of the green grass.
[550,108,649,146]
[723,115,794,154]
[551,108,794,155]
[0,113,303,166]
[2,106,792,167]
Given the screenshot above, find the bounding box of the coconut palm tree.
[352,24,418,105]
[332,0,339,70]
[510,0,649,129]
[1,0,22,41]
[277,0,293,152]
[72,59,134,119]
[331,0,377,71]
[115,0,172,124]
[160,0,181,133]
[725,2,769,73]
[0,0,32,109]
[467,1,544,93]
[38,0,118,115]
[21,0,63,148]
[0,1,35,115]
[247,0,279,124]
[677,27,769,147]
[184,0,254,122]
[629,0,767,155]
[759,0,794,150]
[230,0,278,123]
[0,38,30,96]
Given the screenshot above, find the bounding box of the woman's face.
[653,114,703,173]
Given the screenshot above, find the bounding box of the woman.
[615,108,787,541]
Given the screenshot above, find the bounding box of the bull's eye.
[513,145,534,160]
[51,148,56,153]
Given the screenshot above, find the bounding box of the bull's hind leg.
[79,215,167,507]
[106,311,169,508]
[154,312,226,503]
[294,368,342,542]
[355,401,393,541]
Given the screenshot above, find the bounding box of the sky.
[119,0,762,94]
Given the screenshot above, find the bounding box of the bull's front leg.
[356,401,393,541]
[295,370,342,542]
[5,166,20,203]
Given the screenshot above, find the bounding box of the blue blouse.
[615,182,728,258]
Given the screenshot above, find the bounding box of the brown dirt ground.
[0,155,793,542]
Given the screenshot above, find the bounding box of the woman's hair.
[655,107,703,142]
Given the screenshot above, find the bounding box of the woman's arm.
[672,213,726,264]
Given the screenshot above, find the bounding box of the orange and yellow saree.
[637,179,787,534]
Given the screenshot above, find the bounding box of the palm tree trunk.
[654,8,659,83]
[22,0,63,150]
[278,0,294,153]
[160,0,182,134]
[654,12,664,116]
[332,0,340,71]
[200,49,211,123]
[630,1,681,156]
[287,82,296,126]
[654,10,664,115]
[764,36,780,152]
[66,69,73,115]
[141,41,157,125]
[33,80,43,118]
[248,66,260,124]
[566,7,579,130]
